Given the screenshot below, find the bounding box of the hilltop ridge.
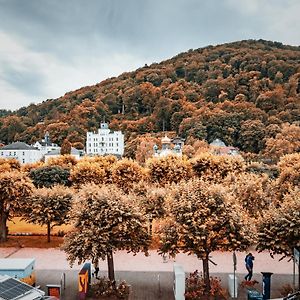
[0,39,299,159]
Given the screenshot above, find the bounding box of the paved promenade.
[0,248,296,299]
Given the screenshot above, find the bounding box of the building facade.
[0,142,43,164]
[86,123,124,156]
[32,132,60,156]
[209,138,240,156]
[153,135,184,157]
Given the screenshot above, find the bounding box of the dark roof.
[0,275,44,300]
[1,142,37,150]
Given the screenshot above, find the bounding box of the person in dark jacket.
[244,253,255,281]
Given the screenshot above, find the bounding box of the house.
[209,139,240,156]
[86,123,124,156]
[153,135,184,157]
[44,147,82,162]
[0,142,42,164]
[32,132,60,156]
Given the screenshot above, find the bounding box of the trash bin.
[248,289,263,300]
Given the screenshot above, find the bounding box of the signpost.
[294,247,300,290]
[233,252,237,299]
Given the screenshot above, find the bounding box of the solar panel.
[0,278,33,300]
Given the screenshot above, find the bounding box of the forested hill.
[1,39,300,158]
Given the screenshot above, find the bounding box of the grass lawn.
[0,217,73,248]
[0,235,64,248]
[8,217,73,234]
[2,218,160,249]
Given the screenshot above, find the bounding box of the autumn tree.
[134,184,167,235]
[146,155,192,185]
[256,188,300,257]
[191,153,245,182]
[63,184,150,283]
[225,173,274,217]
[0,171,34,242]
[275,153,300,199]
[158,179,253,293]
[45,154,78,168]
[60,138,72,155]
[0,158,21,172]
[22,186,73,242]
[29,165,71,188]
[70,160,106,187]
[111,158,146,192]
[264,123,300,160]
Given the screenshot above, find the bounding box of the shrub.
[89,277,130,299]
[185,270,227,300]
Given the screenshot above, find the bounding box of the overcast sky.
[0,0,299,110]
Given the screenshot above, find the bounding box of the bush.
[89,277,130,299]
[185,270,227,300]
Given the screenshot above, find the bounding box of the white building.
[209,138,240,156]
[44,147,82,162]
[153,135,184,157]
[86,123,124,156]
[0,142,42,164]
[32,132,60,156]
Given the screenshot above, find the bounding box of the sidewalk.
[0,248,294,274]
[0,248,296,300]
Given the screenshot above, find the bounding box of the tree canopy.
[63,184,150,282]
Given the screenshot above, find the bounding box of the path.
[0,248,296,299]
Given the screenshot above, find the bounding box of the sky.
[0,0,299,111]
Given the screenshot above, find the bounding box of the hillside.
[0,39,300,159]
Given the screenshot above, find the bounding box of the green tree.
[63,184,150,283]
[22,185,73,242]
[158,179,253,293]
[29,165,70,188]
[0,171,34,242]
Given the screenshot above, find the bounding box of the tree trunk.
[202,254,211,294]
[47,222,51,243]
[0,207,8,243]
[149,219,153,236]
[107,250,115,285]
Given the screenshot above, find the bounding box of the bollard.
[261,272,273,300]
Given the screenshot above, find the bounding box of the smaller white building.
[209,139,240,156]
[0,142,42,164]
[153,135,184,157]
[86,123,124,156]
[44,147,82,162]
[32,132,60,156]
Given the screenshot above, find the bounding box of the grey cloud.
[1,63,45,96]
[0,0,299,110]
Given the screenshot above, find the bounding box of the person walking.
[93,260,100,279]
[244,253,255,281]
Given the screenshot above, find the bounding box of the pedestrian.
[93,260,99,279]
[244,253,255,281]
